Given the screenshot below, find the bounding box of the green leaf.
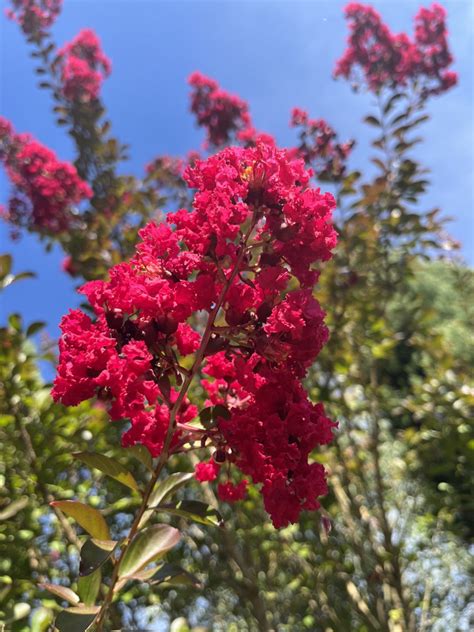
[13,602,31,620]
[77,569,101,606]
[73,452,139,491]
[160,500,224,527]
[383,93,404,114]
[364,115,380,127]
[2,271,35,289]
[51,501,110,540]
[139,472,194,528]
[39,583,80,605]
[130,562,200,587]
[411,114,430,127]
[30,606,54,632]
[147,562,200,587]
[390,112,408,126]
[8,313,22,332]
[199,404,231,429]
[199,406,213,427]
[125,444,153,472]
[55,607,99,632]
[79,538,118,577]
[118,524,181,579]
[26,321,46,337]
[0,254,12,279]
[212,404,231,421]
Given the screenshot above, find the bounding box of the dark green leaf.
[383,93,404,114]
[79,538,118,577]
[390,112,408,127]
[55,607,99,632]
[199,407,213,426]
[212,404,231,421]
[160,500,224,527]
[364,115,380,127]
[3,271,35,289]
[131,562,200,587]
[0,254,12,279]
[26,321,46,337]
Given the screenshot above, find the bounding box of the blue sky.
[1,0,473,345]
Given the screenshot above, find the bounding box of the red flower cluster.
[145,156,184,179]
[291,108,354,182]
[53,140,337,527]
[188,72,255,148]
[335,3,457,96]
[57,29,111,102]
[0,117,92,234]
[6,0,62,36]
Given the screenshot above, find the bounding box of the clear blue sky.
[1,0,473,346]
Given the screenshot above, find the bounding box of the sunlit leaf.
[73,451,139,491]
[51,501,110,540]
[13,602,31,620]
[77,569,101,606]
[139,472,193,528]
[39,583,80,605]
[118,524,180,579]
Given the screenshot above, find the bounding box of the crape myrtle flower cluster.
[5,0,62,36]
[188,72,278,150]
[291,108,354,182]
[188,72,256,149]
[53,139,338,528]
[56,28,111,102]
[0,117,92,235]
[145,156,184,179]
[335,3,457,96]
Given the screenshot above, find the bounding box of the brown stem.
[95,216,258,630]
[369,367,415,632]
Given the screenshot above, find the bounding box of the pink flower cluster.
[188,72,255,148]
[53,140,337,527]
[291,108,354,182]
[57,29,111,102]
[335,3,457,96]
[6,0,62,36]
[0,117,92,234]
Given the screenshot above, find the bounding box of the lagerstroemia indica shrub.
[1,0,459,628]
[53,142,338,529]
